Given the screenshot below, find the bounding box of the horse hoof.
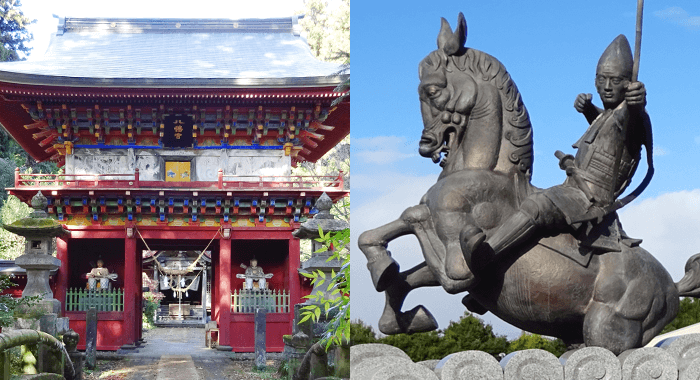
[378,305,439,335]
[367,254,400,292]
[462,294,488,315]
[402,305,439,333]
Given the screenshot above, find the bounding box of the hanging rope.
[135,226,221,275]
[135,226,222,296]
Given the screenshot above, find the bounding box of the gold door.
[165,161,191,182]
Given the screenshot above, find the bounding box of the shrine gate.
[0,16,349,352]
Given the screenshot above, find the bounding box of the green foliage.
[662,297,700,334]
[0,275,40,327]
[379,330,443,362]
[298,0,349,63]
[299,227,350,350]
[0,131,59,261]
[350,320,377,345]
[507,333,567,357]
[0,0,33,62]
[352,314,569,361]
[142,276,164,328]
[372,313,509,362]
[277,358,301,380]
[0,195,30,259]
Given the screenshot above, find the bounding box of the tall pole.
[632,0,644,81]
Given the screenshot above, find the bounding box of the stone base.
[216,345,233,351]
[16,298,61,317]
[283,342,310,361]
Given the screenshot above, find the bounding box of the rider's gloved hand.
[626,81,646,107]
[574,93,593,113]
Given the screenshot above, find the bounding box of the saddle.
[537,213,642,267]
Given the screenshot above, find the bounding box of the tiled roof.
[0,17,346,88]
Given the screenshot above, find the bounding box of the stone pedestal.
[283,304,313,361]
[63,329,84,380]
[85,308,97,369]
[38,313,63,374]
[255,308,267,370]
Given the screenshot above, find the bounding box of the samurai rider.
[462,34,654,275]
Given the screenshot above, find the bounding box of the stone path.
[157,355,199,380]
[88,327,282,380]
[134,327,233,359]
[133,327,229,380]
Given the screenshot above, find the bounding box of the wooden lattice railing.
[231,289,289,313]
[65,288,124,312]
[14,168,344,190]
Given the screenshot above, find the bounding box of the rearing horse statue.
[359,13,700,355]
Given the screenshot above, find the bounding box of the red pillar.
[218,238,232,347]
[123,236,137,347]
[288,237,301,312]
[211,256,218,322]
[55,237,69,316]
[136,244,143,342]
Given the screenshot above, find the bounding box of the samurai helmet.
[597,34,633,79]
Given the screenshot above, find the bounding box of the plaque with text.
[162,115,194,148]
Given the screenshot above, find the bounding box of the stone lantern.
[289,192,350,379]
[292,192,348,304]
[3,191,70,314]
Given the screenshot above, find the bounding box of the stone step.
[157,354,200,380]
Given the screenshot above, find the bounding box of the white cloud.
[619,189,700,282]
[654,7,700,30]
[654,146,669,157]
[354,136,417,164]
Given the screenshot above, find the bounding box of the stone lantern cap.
[3,192,70,239]
[292,193,348,239]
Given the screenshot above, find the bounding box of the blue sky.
[351,0,700,339]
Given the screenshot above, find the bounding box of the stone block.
[437,350,503,380]
[14,318,40,330]
[417,359,440,371]
[350,343,411,370]
[618,347,676,380]
[560,346,620,380]
[658,333,700,379]
[501,349,563,380]
[55,317,70,335]
[370,361,440,380]
[39,314,62,374]
[350,355,414,380]
[681,356,700,380]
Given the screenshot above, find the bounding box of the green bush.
[142,298,159,328]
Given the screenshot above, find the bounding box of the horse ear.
[456,12,467,48]
[437,17,453,51]
[437,14,467,56]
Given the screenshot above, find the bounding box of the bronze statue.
[359,13,700,355]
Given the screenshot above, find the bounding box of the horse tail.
[676,253,700,297]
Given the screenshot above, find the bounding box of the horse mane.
[446,48,534,179]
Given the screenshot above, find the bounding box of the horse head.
[418,13,534,179]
